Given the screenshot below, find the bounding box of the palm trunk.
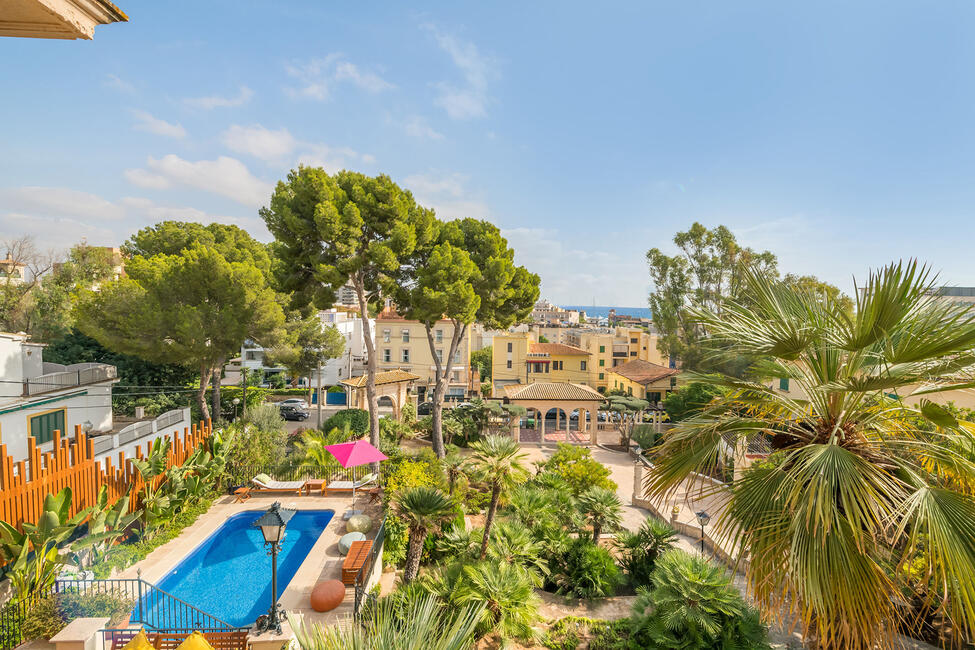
[479,482,501,560]
[592,521,602,543]
[197,365,211,422]
[403,526,426,582]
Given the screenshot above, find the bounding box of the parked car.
[417,401,433,415]
[279,398,309,409]
[279,405,310,421]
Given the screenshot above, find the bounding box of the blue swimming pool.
[152,509,334,627]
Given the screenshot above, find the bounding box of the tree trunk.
[211,358,224,422]
[479,482,501,560]
[197,365,211,422]
[241,368,248,418]
[425,322,467,459]
[353,275,380,470]
[403,526,426,582]
[592,521,602,543]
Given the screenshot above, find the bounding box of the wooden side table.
[303,479,326,496]
[233,487,252,503]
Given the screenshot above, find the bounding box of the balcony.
[24,363,117,396]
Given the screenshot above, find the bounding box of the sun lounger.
[251,473,305,493]
[324,473,377,496]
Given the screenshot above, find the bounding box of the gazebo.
[340,369,420,420]
[503,382,606,445]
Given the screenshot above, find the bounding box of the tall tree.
[469,435,530,560]
[76,243,284,420]
[645,262,975,650]
[394,218,539,457]
[264,310,345,404]
[261,167,436,453]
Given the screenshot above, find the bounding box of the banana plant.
[0,487,88,598]
[130,437,172,532]
[70,486,141,568]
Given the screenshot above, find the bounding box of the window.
[29,408,65,445]
[435,349,443,362]
[581,361,587,371]
[527,364,531,374]
[453,349,462,364]
[630,351,636,357]
[599,345,605,353]
[338,368,343,377]
[402,349,410,363]
[627,386,633,396]
[599,359,605,367]
[382,329,391,343]
[245,351,257,360]
[649,391,662,402]
[507,360,512,369]
[599,372,605,380]
[507,342,513,353]
[383,349,391,363]
[670,377,678,388]
[401,329,410,342]
[630,337,637,344]
[452,371,459,382]
[435,329,443,343]
[552,360,562,371]
[779,377,790,391]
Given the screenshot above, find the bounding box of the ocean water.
[149,509,334,627]
[559,305,653,320]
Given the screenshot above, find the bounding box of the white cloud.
[0,188,269,250]
[103,74,135,94]
[221,124,298,161]
[425,25,495,120]
[402,172,490,220]
[125,155,272,207]
[403,115,444,140]
[183,86,254,109]
[130,110,186,139]
[285,54,393,101]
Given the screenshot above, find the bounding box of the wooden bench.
[341,539,373,586]
[104,628,250,650]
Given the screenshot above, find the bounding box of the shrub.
[19,590,133,641]
[224,420,288,482]
[384,451,446,499]
[326,385,345,393]
[629,550,771,649]
[631,424,658,450]
[245,402,286,432]
[547,537,621,599]
[662,382,722,422]
[537,443,616,495]
[544,617,630,650]
[322,409,369,437]
[20,597,62,641]
[615,517,677,588]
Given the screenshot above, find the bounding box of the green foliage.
[384,451,446,498]
[469,435,531,559]
[264,309,345,386]
[543,617,630,650]
[629,550,771,649]
[454,560,540,642]
[23,590,136,640]
[71,486,141,569]
[123,221,273,279]
[76,234,285,421]
[614,517,677,588]
[322,409,369,437]
[19,596,63,641]
[547,537,621,599]
[661,382,723,423]
[537,443,616,496]
[295,427,350,476]
[223,418,289,483]
[245,402,286,433]
[326,385,345,393]
[470,347,492,382]
[577,487,623,542]
[538,334,550,343]
[395,486,457,582]
[631,424,658,451]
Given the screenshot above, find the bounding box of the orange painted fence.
[0,420,213,531]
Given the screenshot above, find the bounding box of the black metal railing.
[54,577,237,631]
[353,515,386,622]
[0,591,42,650]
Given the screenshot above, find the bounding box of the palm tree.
[645,262,975,650]
[395,486,456,582]
[577,487,623,542]
[487,520,549,584]
[441,446,467,496]
[296,426,348,476]
[289,593,482,650]
[455,560,540,642]
[615,517,677,587]
[468,435,530,560]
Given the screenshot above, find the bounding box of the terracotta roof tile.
[503,382,605,401]
[340,369,420,388]
[608,359,679,385]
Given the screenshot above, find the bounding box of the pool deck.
[118,490,385,634]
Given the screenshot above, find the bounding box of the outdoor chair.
[324,472,377,496]
[251,473,305,494]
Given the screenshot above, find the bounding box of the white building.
[531,299,581,325]
[0,332,116,461]
[312,308,371,385]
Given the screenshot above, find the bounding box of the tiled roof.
[608,359,679,385]
[341,369,420,388]
[528,342,590,356]
[503,382,606,401]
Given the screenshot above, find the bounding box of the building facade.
[605,359,680,406]
[374,308,474,401]
[0,332,117,461]
[531,299,581,325]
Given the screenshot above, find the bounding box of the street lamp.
[695,510,711,556]
[253,502,295,634]
[232,397,240,420]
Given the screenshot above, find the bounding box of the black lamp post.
[695,510,711,555]
[253,502,295,634]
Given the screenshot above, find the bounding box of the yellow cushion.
[174,632,215,650]
[121,630,153,650]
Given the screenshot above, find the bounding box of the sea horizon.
[558,305,653,319]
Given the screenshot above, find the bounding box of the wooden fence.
[0,420,212,531]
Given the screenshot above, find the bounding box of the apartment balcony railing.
[24,363,117,396]
[90,408,189,457]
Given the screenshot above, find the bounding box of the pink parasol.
[325,439,388,468]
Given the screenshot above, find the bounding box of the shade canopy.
[325,439,388,469]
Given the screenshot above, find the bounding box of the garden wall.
[0,420,212,531]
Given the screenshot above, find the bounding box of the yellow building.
[492,332,593,394]
[563,327,669,391]
[374,308,474,402]
[605,359,680,406]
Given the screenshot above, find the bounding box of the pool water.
[152,509,334,627]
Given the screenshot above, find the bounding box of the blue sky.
[3,1,975,305]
